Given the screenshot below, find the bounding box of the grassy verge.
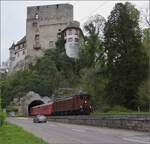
[91,111,150,116]
[0,123,48,144]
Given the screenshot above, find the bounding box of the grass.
[0,123,48,144]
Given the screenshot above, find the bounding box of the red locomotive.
[30,94,92,116]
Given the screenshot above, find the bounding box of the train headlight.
[80,105,83,108]
[85,100,87,104]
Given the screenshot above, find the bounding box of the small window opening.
[75,29,78,35]
[35,13,39,19]
[35,34,40,41]
[33,21,38,27]
[49,41,53,47]
[68,29,72,35]
[68,37,73,42]
[75,38,79,42]
[37,6,40,10]
[56,4,59,8]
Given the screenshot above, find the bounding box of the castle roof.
[15,36,26,46]
[62,21,84,38]
[9,43,15,50]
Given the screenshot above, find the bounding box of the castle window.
[35,13,39,19]
[37,6,40,10]
[35,34,40,41]
[58,29,61,32]
[22,51,25,55]
[68,29,72,35]
[64,32,66,37]
[56,4,59,8]
[75,29,78,35]
[33,21,38,27]
[75,38,79,42]
[57,33,61,38]
[68,37,73,42]
[49,41,54,47]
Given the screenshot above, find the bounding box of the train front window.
[80,95,84,100]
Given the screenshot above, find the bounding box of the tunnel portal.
[28,100,44,116]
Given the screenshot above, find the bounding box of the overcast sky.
[0,1,149,63]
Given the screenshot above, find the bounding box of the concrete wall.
[48,115,150,132]
[26,4,73,62]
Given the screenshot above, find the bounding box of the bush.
[100,105,111,112]
[0,112,6,126]
[109,105,130,112]
[6,106,18,113]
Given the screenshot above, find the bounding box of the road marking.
[123,137,150,144]
[72,128,86,133]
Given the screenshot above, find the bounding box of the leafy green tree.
[142,28,150,57]
[78,15,108,110]
[103,2,149,109]
[137,79,150,111]
[82,15,106,68]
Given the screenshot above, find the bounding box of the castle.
[8,4,84,72]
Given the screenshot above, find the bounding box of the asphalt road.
[7,117,150,144]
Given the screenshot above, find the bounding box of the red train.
[31,94,92,116]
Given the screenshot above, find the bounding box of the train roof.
[32,102,53,108]
[54,93,90,102]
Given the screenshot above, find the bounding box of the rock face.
[17,91,51,116]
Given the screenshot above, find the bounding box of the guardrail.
[47,115,150,132]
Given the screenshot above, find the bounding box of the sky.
[0,0,149,63]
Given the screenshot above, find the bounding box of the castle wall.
[26,4,73,62]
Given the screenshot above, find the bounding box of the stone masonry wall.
[26,4,73,63]
[48,115,150,132]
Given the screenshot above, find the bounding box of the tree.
[78,15,108,110]
[103,2,149,109]
[82,14,106,68]
[142,28,150,56]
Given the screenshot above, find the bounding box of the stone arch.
[28,100,44,116]
[20,91,51,116]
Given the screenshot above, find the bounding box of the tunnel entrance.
[28,100,44,116]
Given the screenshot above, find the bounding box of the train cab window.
[80,95,84,100]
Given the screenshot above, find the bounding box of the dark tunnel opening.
[28,100,44,116]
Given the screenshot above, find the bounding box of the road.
[7,117,150,144]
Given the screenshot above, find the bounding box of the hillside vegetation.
[0,2,149,112]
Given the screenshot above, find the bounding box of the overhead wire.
[80,2,108,22]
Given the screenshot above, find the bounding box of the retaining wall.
[48,115,150,132]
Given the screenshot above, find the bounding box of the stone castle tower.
[26,4,73,65]
[9,4,84,72]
